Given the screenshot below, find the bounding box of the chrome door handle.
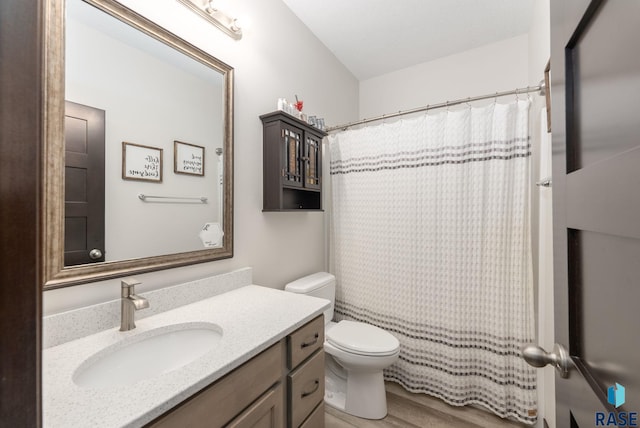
[89,248,103,260]
[522,343,570,378]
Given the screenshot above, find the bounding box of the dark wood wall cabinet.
[260,111,327,211]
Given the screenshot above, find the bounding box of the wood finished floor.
[325,382,528,428]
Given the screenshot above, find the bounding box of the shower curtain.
[328,100,537,424]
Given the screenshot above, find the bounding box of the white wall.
[44,0,358,315]
[359,34,529,118]
[528,1,554,427]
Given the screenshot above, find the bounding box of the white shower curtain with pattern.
[328,100,537,424]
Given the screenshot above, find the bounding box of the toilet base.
[345,369,387,419]
[324,357,388,420]
[324,369,347,412]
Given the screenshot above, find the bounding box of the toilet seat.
[326,320,399,356]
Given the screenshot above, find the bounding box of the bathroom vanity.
[148,315,325,428]
[43,285,329,427]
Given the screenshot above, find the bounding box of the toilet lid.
[326,321,399,356]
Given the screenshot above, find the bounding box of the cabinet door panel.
[303,134,321,190]
[226,383,283,428]
[281,126,303,188]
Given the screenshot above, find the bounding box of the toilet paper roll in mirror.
[198,222,224,248]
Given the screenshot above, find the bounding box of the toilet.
[285,272,400,420]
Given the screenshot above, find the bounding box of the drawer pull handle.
[301,333,319,348]
[301,380,320,398]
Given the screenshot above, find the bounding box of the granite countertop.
[43,285,329,428]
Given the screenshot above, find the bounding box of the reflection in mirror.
[43,0,233,288]
[66,0,224,263]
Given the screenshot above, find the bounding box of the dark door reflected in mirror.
[64,101,105,266]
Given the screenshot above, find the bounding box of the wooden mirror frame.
[42,0,234,289]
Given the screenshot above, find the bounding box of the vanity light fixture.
[177,0,243,40]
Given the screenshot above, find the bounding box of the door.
[64,100,105,266]
[303,132,321,191]
[281,123,304,188]
[550,0,640,426]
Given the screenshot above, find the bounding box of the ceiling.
[281,0,534,81]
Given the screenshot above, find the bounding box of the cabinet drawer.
[226,383,283,428]
[288,351,324,428]
[287,315,324,369]
[148,341,284,428]
[299,402,324,428]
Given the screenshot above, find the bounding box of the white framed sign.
[174,140,205,176]
[122,142,163,182]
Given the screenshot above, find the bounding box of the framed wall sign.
[174,140,205,176]
[122,142,163,182]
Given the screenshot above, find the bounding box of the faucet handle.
[121,278,141,296]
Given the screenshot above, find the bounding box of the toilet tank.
[284,272,335,324]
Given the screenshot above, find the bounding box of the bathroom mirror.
[42,0,234,289]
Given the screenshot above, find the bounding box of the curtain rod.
[326,84,544,133]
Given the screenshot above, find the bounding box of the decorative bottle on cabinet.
[260,111,327,211]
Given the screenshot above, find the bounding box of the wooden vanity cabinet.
[146,316,325,428]
[286,315,325,427]
[146,342,284,428]
[260,112,327,211]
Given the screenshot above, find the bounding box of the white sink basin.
[73,322,223,389]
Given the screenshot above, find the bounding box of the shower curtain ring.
[466,97,472,109]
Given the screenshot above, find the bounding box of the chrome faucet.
[120,278,149,331]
